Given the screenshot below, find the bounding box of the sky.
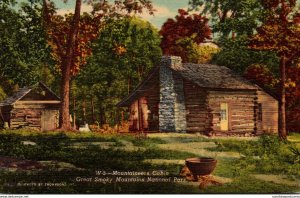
[46,0,191,29]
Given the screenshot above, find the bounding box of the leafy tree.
[212,36,279,74]
[188,0,263,38]
[249,0,300,139]
[0,1,52,93]
[187,43,220,64]
[160,9,211,62]
[244,64,278,89]
[75,16,161,126]
[42,0,154,130]
[286,60,300,105]
[0,86,6,102]
[285,60,300,132]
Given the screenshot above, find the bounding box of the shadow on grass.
[0,132,203,193]
[1,132,299,193]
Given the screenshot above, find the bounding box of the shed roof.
[0,82,60,107]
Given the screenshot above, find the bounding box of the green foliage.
[74,16,162,126]
[212,36,279,75]
[0,86,6,101]
[0,132,192,175]
[188,0,263,37]
[288,132,300,145]
[0,132,299,193]
[0,132,68,160]
[203,176,295,193]
[211,135,300,179]
[0,1,54,91]
[187,43,220,64]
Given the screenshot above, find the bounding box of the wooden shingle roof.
[0,87,31,107]
[0,82,60,107]
[173,63,259,90]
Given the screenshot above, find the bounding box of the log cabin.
[0,82,60,131]
[117,56,278,136]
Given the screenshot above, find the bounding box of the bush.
[237,135,300,178]
[210,135,300,178]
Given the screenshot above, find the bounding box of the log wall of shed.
[9,103,60,131]
[207,90,257,134]
[0,106,12,122]
[10,108,42,130]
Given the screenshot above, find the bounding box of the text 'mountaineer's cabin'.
[117,56,278,136]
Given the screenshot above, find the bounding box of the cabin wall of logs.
[182,80,265,136]
[256,91,278,134]
[127,79,278,136]
[207,90,257,136]
[145,81,160,131]
[1,103,60,131]
[122,56,279,136]
[183,80,210,134]
[128,74,160,131]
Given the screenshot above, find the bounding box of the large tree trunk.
[59,0,81,130]
[278,55,287,140]
[59,60,71,129]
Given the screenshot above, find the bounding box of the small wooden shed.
[117,56,278,136]
[0,82,60,131]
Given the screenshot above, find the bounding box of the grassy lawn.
[0,130,299,194]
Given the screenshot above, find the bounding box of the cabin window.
[258,103,263,121]
[220,105,228,121]
[220,110,227,120]
[220,103,229,131]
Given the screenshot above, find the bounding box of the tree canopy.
[160,9,211,62]
[249,0,300,139]
[74,16,162,126]
[188,0,263,38]
[212,36,279,74]
[0,1,53,94]
[42,0,155,129]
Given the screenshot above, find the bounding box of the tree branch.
[52,36,65,57]
[43,0,64,57]
[42,0,51,24]
[65,0,81,60]
[220,9,228,23]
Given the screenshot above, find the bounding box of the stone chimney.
[159,56,187,132]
